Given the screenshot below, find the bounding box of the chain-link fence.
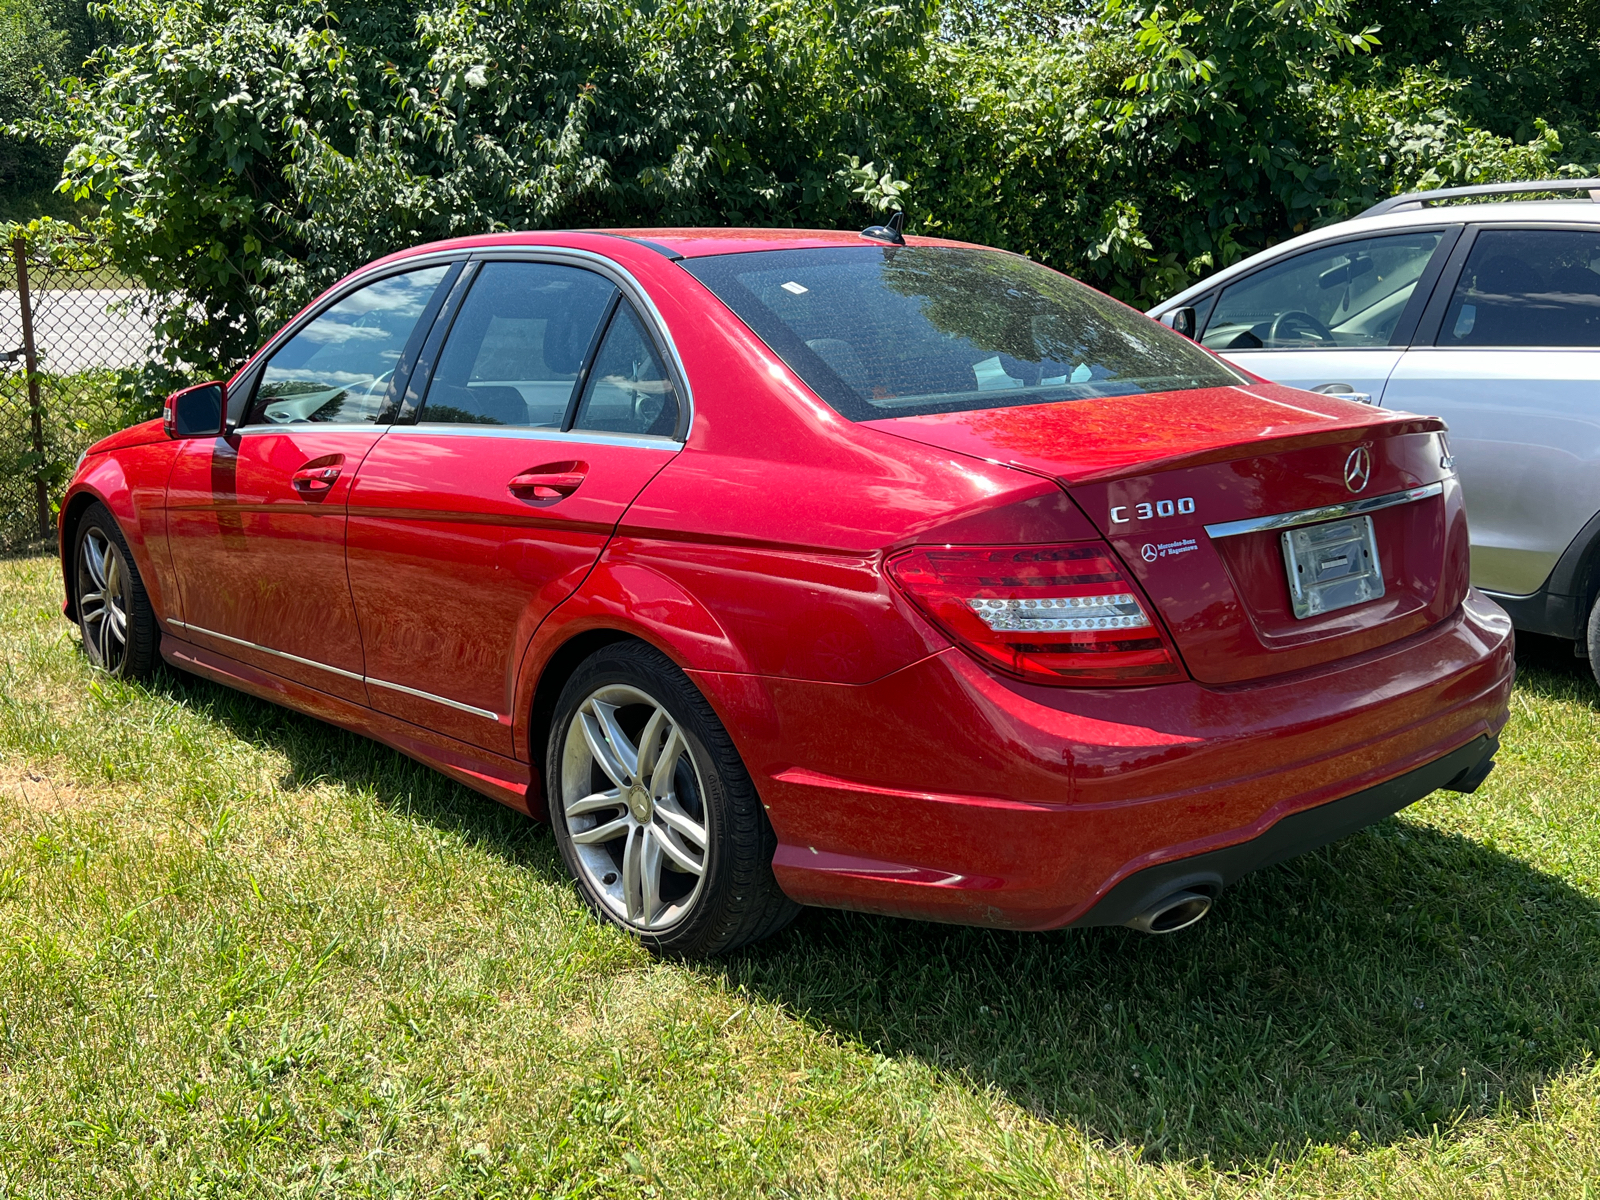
[1,232,158,548]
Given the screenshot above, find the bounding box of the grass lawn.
[3,550,1600,1198]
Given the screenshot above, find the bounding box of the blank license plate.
[1281,515,1385,619]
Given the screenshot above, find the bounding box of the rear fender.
[511,560,752,765]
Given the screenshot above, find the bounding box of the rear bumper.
[692,588,1514,930]
[1069,732,1496,927]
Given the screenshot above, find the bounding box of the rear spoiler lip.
[1053,414,1447,487]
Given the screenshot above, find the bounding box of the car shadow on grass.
[709,636,1600,1165]
[712,826,1600,1166]
[149,641,1600,1169]
[151,666,562,878]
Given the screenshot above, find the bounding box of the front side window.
[570,305,681,437]
[254,265,450,424]
[1202,233,1445,351]
[420,262,619,427]
[683,246,1238,421]
[1438,229,1600,347]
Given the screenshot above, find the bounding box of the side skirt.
[161,633,542,818]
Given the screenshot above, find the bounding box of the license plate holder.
[1281,515,1385,619]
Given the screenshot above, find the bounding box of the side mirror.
[1159,307,1197,339]
[163,381,226,438]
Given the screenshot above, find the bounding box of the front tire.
[546,641,798,955]
[74,503,158,679]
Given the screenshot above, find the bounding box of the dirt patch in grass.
[0,762,100,814]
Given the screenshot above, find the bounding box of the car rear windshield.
[681,245,1240,420]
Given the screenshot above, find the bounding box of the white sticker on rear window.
[780,281,808,295]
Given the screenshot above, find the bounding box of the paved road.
[0,288,156,373]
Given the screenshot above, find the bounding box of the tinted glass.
[683,246,1237,420]
[570,305,680,437]
[421,262,618,427]
[1438,229,1600,347]
[254,266,449,424]
[1202,232,1444,350]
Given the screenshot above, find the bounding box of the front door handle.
[1310,382,1375,405]
[509,463,587,500]
[292,465,342,493]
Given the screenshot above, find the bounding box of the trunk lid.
[865,383,1466,684]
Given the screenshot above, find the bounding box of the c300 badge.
[1110,497,1195,525]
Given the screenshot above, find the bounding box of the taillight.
[886,543,1186,686]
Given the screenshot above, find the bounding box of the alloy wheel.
[559,683,709,931]
[78,527,128,673]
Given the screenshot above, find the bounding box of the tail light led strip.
[888,543,1184,686]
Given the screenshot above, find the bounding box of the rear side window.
[1202,232,1445,351]
[252,265,450,425]
[1438,229,1600,347]
[571,305,681,437]
[682,246,1237,421]
[421,262,618,427]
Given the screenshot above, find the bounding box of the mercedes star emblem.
[1343,446,1372,494]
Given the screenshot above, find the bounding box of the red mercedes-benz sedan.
[58,226,1513,954]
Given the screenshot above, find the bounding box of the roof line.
[1362,178,1600,217]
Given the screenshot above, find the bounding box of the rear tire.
[1587,591,1600,689]
[546,641,799,956]
[73,503,158,679]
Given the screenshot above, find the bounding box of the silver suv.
[1150,179,1600,677]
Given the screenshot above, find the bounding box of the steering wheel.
[1268,310,1336,347]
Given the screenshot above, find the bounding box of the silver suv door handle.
[1310,382,1375,405]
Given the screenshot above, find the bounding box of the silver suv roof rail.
[1362,178,1600,217]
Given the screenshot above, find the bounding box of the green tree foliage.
[0,0,96,216]
[34,0,1600,379]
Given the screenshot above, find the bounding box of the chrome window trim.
[167,619,506,722]
[379,424,682,452]
[462,245,693,443]
[232,422,390,436]
[1203,481,1444,540]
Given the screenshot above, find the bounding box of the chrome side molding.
[167,619,505,722]
[1203,482,1444,540]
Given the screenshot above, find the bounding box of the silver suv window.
[1439,229,1600,347]
[1202,233,1444,351]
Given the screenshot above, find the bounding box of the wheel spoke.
[653,797,706,849]
[652,822,704,875]
[569,814,632,846]
[565,788,623,819]
[622,825,644,921]
[639,826,664,925]
[635,706,668,782]
[103,550,119,598]
[97,610,113,664]
[579,707,633,789]
[79,589,103,610]
[83,535,106,590]
[107,603,126,634]
[647,728,685,800]
[589,699,641,779]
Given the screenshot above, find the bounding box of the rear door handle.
[509,466,587,500]
[292,465,342,493]
[1310,382,1375,405]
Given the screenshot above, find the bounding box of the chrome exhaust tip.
[1124,889,1212,935]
